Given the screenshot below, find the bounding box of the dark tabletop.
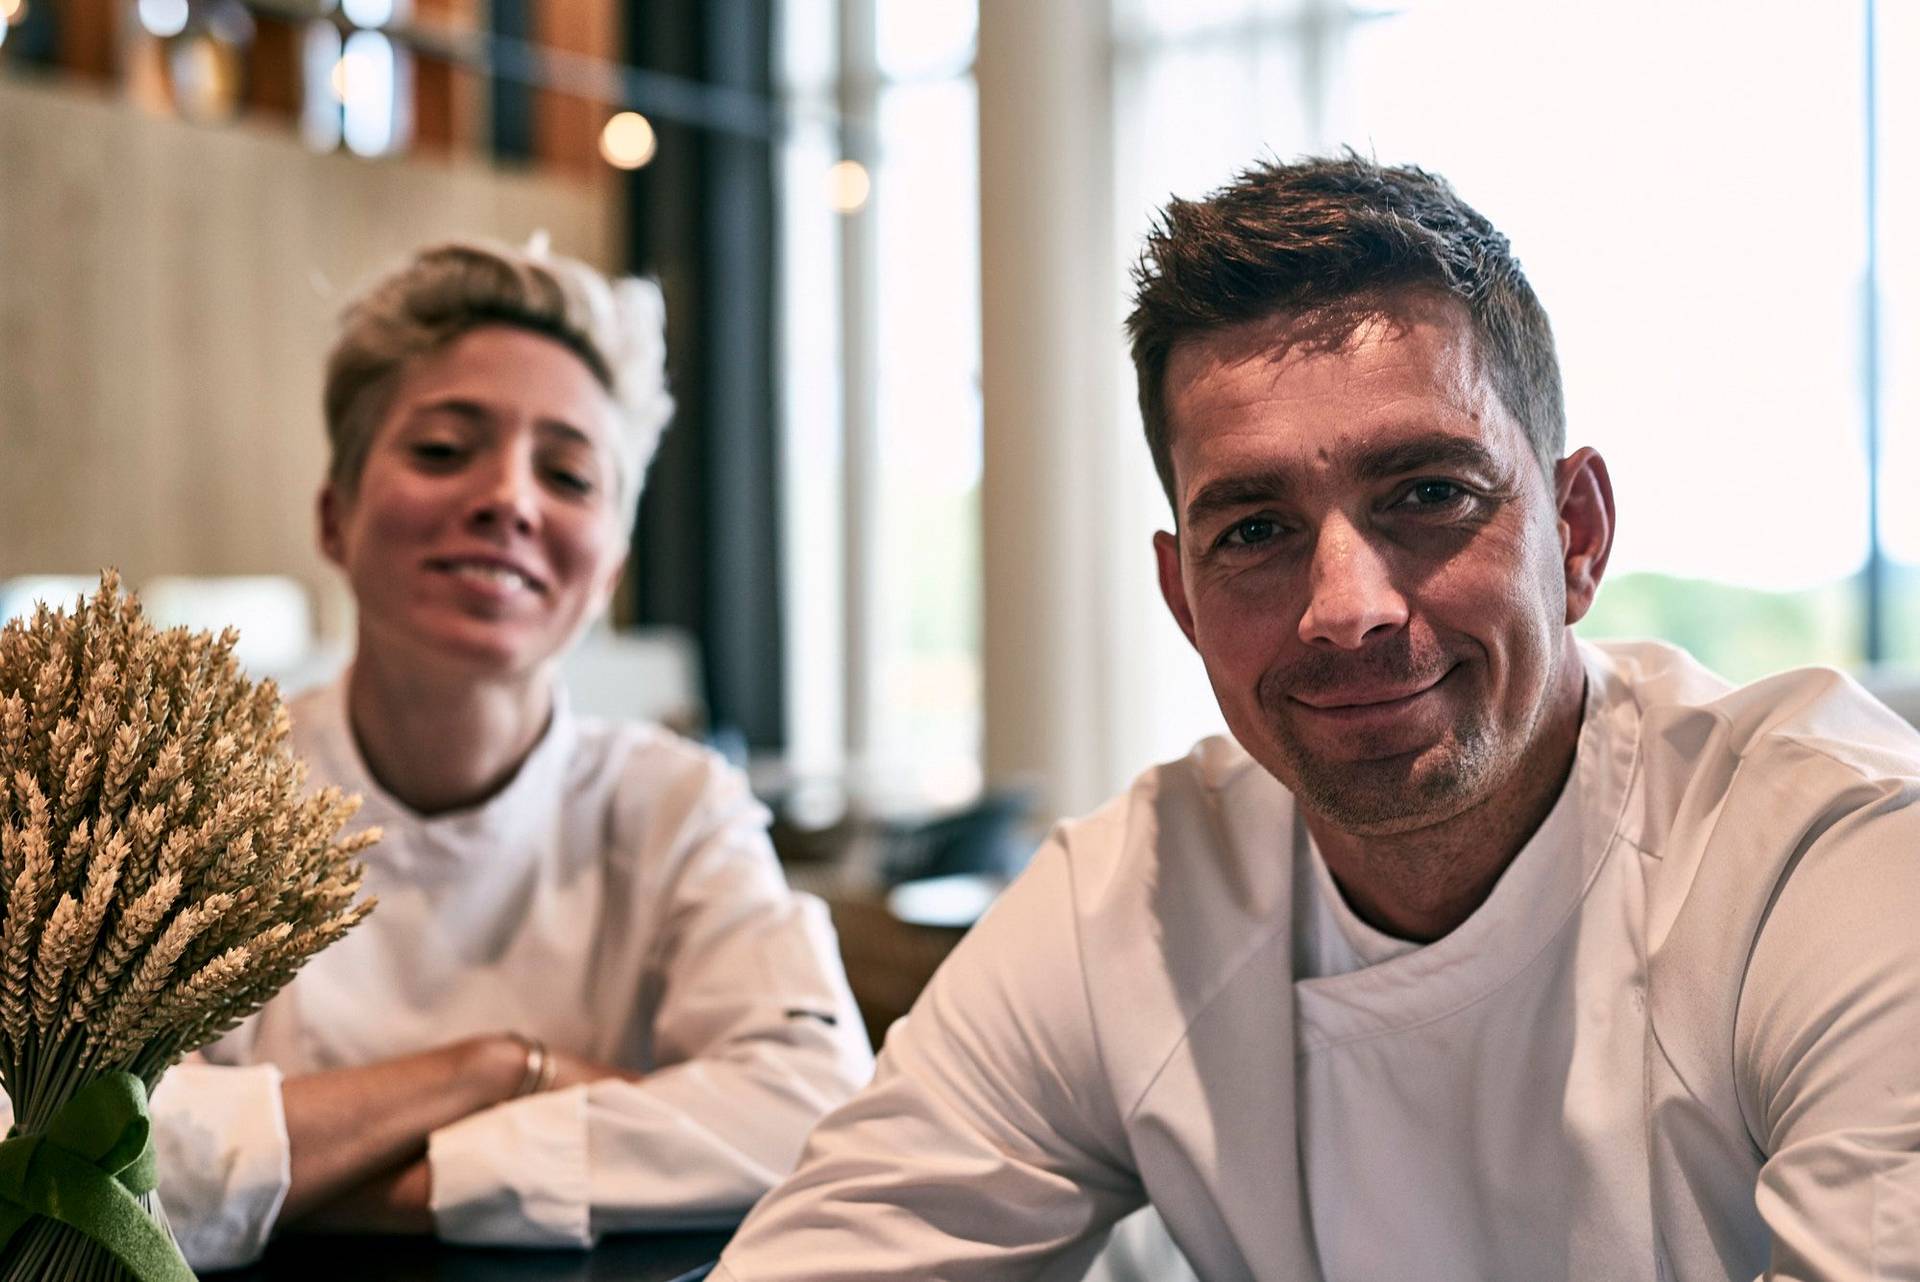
[204,1231,731,1282]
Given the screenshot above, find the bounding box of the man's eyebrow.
[1183,467,1299,529]
[1352,434,1502,482]
[1181,434,1508,528]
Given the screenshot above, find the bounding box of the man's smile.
[1289,667,1453,713]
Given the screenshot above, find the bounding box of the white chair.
[560,626,705,734]
[0,576,101,622]
[140,575,316,680]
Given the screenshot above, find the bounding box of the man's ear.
[318,484,347,568]
[1554,447,1614,626]
[1154,530,1199,650]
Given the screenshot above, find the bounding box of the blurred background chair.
[562,625,706,738]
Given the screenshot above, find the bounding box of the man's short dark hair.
[1126,153,1565,510]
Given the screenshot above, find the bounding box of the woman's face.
[321,325,629,681]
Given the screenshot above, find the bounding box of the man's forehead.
[1165,290,1480,396]
[1162,296,1506,468]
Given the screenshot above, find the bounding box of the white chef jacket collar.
[302,669,581,867]
[1292,640,1643,1040]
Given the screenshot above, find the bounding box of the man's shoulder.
[1608,641,1920,1206]
[976,731,1291,958]
[1606,638,1920,1044]
[1013,738,1297,1090]
[1054,733,1291,919]
[1590,637,1920,788]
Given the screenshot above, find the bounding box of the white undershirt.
[1288,746,1656,1280]
[1290,779,1584,981]
[1292,817,1418,980]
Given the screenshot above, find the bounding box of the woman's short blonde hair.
[322,239,673,526]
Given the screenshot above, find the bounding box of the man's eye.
[548,468,594,495]
[1221,517,1281,548]
[410,441,462,462]
[1402,480,1465,507]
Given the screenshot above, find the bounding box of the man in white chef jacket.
[716,156,1920,1281]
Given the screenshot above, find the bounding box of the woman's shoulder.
[283,678,356,784]
[566,712,735,787]
[565,714,764,850]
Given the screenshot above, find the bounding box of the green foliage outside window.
[1577,571,1875,684]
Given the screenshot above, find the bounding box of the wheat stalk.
[0,572,378,1281]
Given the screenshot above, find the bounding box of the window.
[779,0,983,812]
[1879,0,1920,664]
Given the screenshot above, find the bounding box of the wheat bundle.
[0,573,376,1280]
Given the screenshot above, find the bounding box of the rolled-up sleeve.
[147,1059,292,1270]
[579,889,871,1233]
[428,1087,591,1246]
[0,1059,289,1269]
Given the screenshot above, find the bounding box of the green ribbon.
[0,1071,195,1281]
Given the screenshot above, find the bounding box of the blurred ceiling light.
[340,0,394,28]
[1,0,26,27]
[329,54,348,99]
[137,0,190,39]
[826,159,871,214]
[599,111,657,170]
[169,29,243,122]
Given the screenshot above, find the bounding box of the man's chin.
[1265,738,1493,834]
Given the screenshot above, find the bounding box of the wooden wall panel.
[53,0,116,81]
[0,75,617,642]
[241,15,302,123]
[413,0,485,157]
[534,0,616,182]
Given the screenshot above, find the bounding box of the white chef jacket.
[716,640,1920,1281]
[11,677,874,1269]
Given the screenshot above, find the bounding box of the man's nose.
[467,454,539,536]
[1297,517,1409,649]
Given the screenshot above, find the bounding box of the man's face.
[1153,294,1594,835]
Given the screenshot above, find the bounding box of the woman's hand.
[295,1159,434,1236]
[277,1035,645,1235]
[278,1035,524,1226]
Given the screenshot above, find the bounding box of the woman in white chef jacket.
[149,241,873,1268]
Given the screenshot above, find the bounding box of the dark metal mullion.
[700,0,784,751]
[487,0,534,161]
[623,0,785,753]
[3,0,60,67]
[626,2,711,718]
